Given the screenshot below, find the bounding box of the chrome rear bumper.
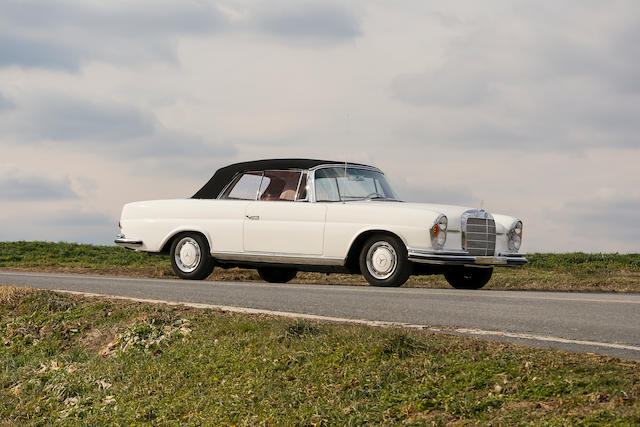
[408,248,527,267]
[114,235,143,250]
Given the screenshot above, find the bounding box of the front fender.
[323,204,444,258]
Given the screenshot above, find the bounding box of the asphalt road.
[2,270,639,360]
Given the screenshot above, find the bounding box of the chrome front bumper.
[114,234,143,250]
[408,248,527,267]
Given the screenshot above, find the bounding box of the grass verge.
[1,286,639,424]
[1,241,639,292]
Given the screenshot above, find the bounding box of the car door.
[211,171,264,252]
[243,170,326,255]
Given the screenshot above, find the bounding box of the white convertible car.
[116,159,526,288]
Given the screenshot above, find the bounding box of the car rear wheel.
[359,234,411,287]
[170,233,214,280]
[444,267,493,289]
[257,267,297,283]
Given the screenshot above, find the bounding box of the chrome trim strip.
[407,247,469,256]
[498,252,528,258]
[294,171,309,202]
[115,238,143,245]
[408,248,527,267]
[114,237,143,250]
[294,171,303,200]
[211,251,345,266]
[255,171,266,200]
[216,171,241,199]
[308,163,382,173]
[309,167,317,203]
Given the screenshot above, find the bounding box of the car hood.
[360,201,503,232]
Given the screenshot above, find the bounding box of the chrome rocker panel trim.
[407,248,527,267]
[211,251,345,266]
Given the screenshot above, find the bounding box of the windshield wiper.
[341,195,401,202]
[364,195,401,202]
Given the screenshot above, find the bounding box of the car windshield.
[314,167,400,202]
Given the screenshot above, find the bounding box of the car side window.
[221,172,263,200]
[258,170,302,201]
[314,169,340,202]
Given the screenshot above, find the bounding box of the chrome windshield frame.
[308,164,399,203]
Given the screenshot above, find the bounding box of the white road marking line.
[2,270,639,304]
[51,288,640,354]
[428,328,640,352]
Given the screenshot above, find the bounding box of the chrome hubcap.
[366,241,397,280]
[174,237,201,273]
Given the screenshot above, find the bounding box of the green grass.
[1,241,639,292]
[0,241,169,269]
[527,252,640,271]
[1,286,639,425]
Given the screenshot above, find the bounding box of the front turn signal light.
[430,215,447,249]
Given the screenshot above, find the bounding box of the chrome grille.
[462,210,496,256]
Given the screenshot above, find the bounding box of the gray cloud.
[46,211,112,227]
[403,186,476,206]
[563,195,640,245]
[0,1,361,71]
[391,2,640,152]
[0,0,226,70]
[0,34,80,70]
[1,95,235,161]
[252,2,362,44]
[390,175,477,206]
[25,98,156,141]
[0,92,14,110]
[395,118,535,151]
[0,173,79,201]
[392,68,491,108]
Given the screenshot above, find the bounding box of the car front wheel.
[257,267,297,283]
[444,267,493,289]
[170,233,215,280]
[359,234,411,287]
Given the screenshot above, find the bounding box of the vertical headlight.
[430,215,448,249]
[507,220,523,251]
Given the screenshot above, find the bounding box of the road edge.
[51,288,640,355]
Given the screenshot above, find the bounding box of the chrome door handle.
[246,215,260,220]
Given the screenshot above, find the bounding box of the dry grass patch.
[0,285,34,305]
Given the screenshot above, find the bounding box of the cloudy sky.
[0,0,638,252]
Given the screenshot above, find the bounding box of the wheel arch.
[344,229,407,273]
[160,227,213,254]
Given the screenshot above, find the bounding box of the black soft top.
[192,158,372,199]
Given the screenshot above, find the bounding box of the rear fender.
[160,226,214,254]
